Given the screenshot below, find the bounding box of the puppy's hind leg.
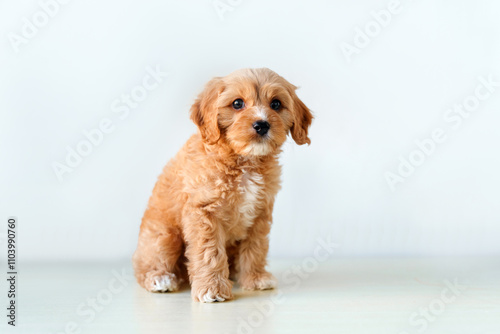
[132,224,184,293]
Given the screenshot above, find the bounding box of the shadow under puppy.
[133,68,312,302]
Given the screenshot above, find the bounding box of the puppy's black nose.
[253,120,270,136]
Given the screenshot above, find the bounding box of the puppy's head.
[190,68,313,156]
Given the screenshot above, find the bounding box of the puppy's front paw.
[192,278,233,303]
[240,272,277,290]
[144,272,180,292]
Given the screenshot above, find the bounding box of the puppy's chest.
[227,170,265,229]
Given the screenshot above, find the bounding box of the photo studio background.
[1,0,500,263]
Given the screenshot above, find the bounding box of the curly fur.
[132,68,312,302]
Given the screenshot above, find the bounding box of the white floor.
[2,258,500,334]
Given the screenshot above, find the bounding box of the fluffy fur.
[132,68,312,302]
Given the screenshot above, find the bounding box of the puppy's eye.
[270,99,281,111]
[232,99,245,110]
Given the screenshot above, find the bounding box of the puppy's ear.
[190,77,224,144]
[290,90,313,145]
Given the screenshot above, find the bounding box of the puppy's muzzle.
[253,120,270,136]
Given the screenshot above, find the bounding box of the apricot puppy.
[132,68,312,302]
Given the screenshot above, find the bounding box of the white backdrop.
[1,0,500,261]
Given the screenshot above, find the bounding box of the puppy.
[132,68,312,302]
